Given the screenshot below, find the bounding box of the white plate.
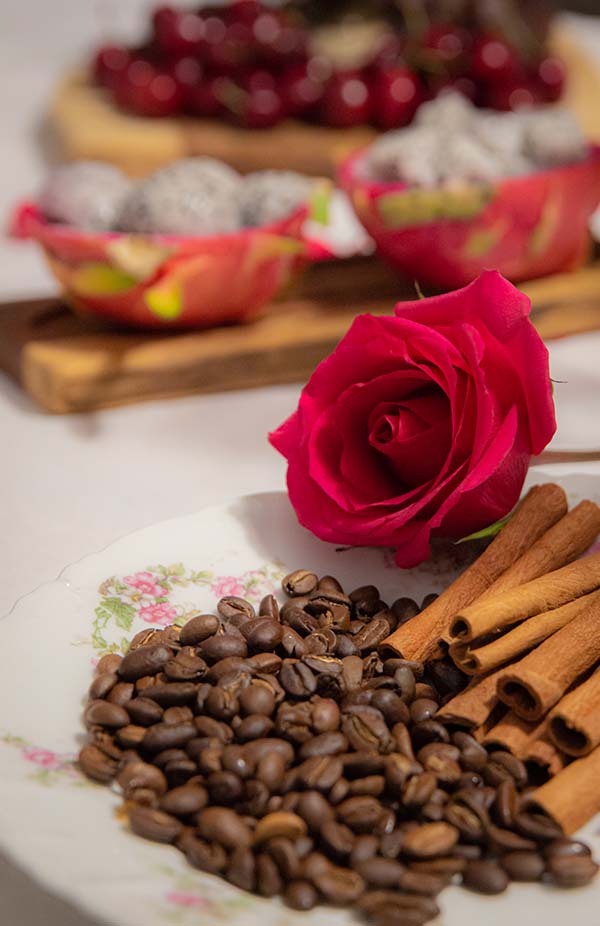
[1,472,599,926]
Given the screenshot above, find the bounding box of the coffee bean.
[125,697,163,727]
[353,618,390,654]
[304,629,336,656]
[385,753,420,794]
[119,645,173,682]
[89,672,118,700]
[501,851,545,882]
[306,593,351,632]
[78,744,118,782]
[410,857,466,877]
[283,569,318,597]
[284,880,318,910]
[299,732,348,760]
[313,864,366,903]
[217,596,255,621]
[410,699,438,724]
[197,807,252,849]
[463,859,509,894]
[143,722,197,754]
[256,853,283,896]
[90,729,122,761]
[153,747,189,769]
[337,797,383,833]
[246,619,283,652]
[411,721,450,750]
[205,657,248,683]
[545,838,592,860]
[358,890,439,924]
[235,714,273,742]
[118,759,167,796]
[312,697,341,733]
[280,659,317,698]
[224,846,255,892]
[96,653,123,674]
[444,802,485,843]
[394,669,417,705]
[484,751,528,788]
[245,737,294,767]
[296,756,343,791]
[351,834,380,867]
[547,854,599,887]
[296,791,335,833]
[284,607,320,637]
[451,731,488,772]
[492,778,519,828]
[342,705,393,754]
[336,635,359,657]
[372,690,410,726]
[514,811,563,842]
[427,660,466,700]
[84,700,129,729]
[237,681,276,717]
[128,805,182,844]
[164,652,207,682]
[199,635,248,663]
[259,594,280,620]
[256,752,287,791]
[357,857,406,887]
[349,775,385,797]
[142,682,198,707]
[185,837,228,874]
[321,819,355,859]
[402,823,459,859]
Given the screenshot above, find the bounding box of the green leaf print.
[101,597,136,631]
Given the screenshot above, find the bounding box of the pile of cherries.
[93,0,566,129]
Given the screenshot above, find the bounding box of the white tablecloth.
[2,5,600,925]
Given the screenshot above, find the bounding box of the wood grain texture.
[1,257,600,414]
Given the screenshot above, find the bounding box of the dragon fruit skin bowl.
[14,203,309,330]
[339,145,600,290]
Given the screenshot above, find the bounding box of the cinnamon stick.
[529,746,600,834]
[482,711,538,756]
[448,551,600,644]
[449,591,600,676]
[382,484,567,662]
[523,734,566,781]
[435,669,504,730]
[496,594,600,721]
[548,667,600,757]
[480,501,600,599]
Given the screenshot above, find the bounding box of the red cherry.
[486,78,544,112]
[169,55,203,103]
[237,76,285,128]
[472,34,520,82]
[280,61,326,117]
[185,72,228,117]
[252,11,307,66]
[203,19,253,70]
[228,1,262,26]
[431,75,478,103]
[424,23,471,72]
[373,32,406,70]
[371,66,423,130]
[93,44,131,89]
[537,56,566,102]
[152,7,205,57]
[113,58,184,117]
[320,70,372,128]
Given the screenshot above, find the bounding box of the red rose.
[270,272,556,567]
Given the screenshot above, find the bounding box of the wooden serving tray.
[49,25,600,178]
[1,258,600,415]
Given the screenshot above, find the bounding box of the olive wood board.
[49,24,600,178]
[1,257,600,415]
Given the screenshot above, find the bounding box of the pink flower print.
[124,571,168,597]
[139,601,178,627]
[165,892,212,910]
[22,747,61,771]
[211,576,247,599]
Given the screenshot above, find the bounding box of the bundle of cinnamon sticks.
[383,483,600,835]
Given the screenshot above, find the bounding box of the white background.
[1,4,600,924]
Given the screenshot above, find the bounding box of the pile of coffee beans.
[79,570,598,924]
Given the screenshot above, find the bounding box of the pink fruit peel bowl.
[338,145,600,289]
[11,198,330,330]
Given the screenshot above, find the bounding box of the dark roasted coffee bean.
[296,755,343,791]
[392,723,416,760]
[349,775,385,797]
[501,850,545,882]
[217,596,255,621]
[280,660,317,698]
[411,721,450,750]
[391,598,420,626]
[256,853,283,896]
[452,731,488,772]
[321,819,355,859]
[463,859,509,894]
[342,751,386,778]
[484,751,528,788]
[515,811,563,841]
[96,653,123,674]
[119,644,172,681]
[487,823,537,853]
[311,697,341,733]
[304,629,336,656]
[90,729,122,761]
[185,837,228,874]
[444,802,485,843]
[158,784,208,817]
[397,868,447,896]
[340,655,364,692]
[313,864,366,903]
[358,890,439,924]
[493,778,519,828]
[205,657,247,683]
[197,807,252,849]
[371,690,410,726]
[126,697,163,727]
[205,687,239,722]
[299,732,348,760]
[296,790,335,833]
[410,856,466,877]
[329,778,350,805]
[384,658,424,679]
[142,682,198,707]
[353,618,390,653]
[410,698,439,724]
[415,684,438,701]
[245,737,295,767]
[265,835,302,878]
[306,593,351,632]
[385,753,420,794]
[162,705,193,726]
[164,652,207,682]
[246,619,283,652]
[421,753,462,788]
[84,700,129,729]
[116,725,146,748]
[283,569,318,597]
[357,857,406,887]
[193,716,232,743]
[335,634,359,657]
[379,829,405,860]
[282,879,316,911]
[255,752,287,791]
[421,593,438,610]
[350,584,380,604]
[351,834,380,866]
[207,770,243,805]
[128,805,182,844]
[152,747,189,769]
[199,635,248,663]
[317,575,345,593]
[342,705,393,754]
[238,682,276,717]
[280,625,308,657]
[337,796,383,833]
[422,803,444,823]
[259,594,280,620]
[402,823,459,859]
[545,838,592,860]
[402,773,437,810]
[164,756,197,786]
[142,722,196,754]
[284,607,320,637]
[78,744,118,782]
[247,652,283,674]
[236,714,274,742]
[547,854,599,887]
[89,672,118,700]
[427,660,466,699]
[375,808,396,837]
[226,846,256,892]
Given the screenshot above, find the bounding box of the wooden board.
[49,25,600,178]
[1,258,600,415]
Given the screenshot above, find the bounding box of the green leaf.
[71,263,138,296]
[456,513,513,545]
[145,283,183,321]
[309,181,332,226]
[101,597,136,632]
